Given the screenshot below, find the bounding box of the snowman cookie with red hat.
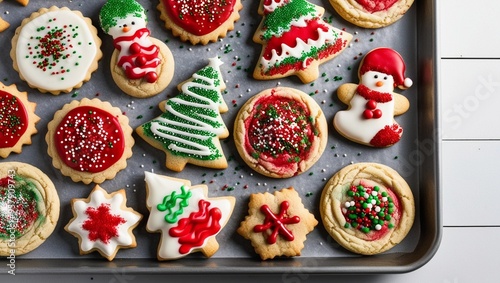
[100,0,174,98]
[333,47,412,147]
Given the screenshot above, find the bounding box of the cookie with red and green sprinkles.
[46,98,134,184]
[234,87,328,178]
[10,6,102,95]
[0,162,60,256]
[0,82,40,158]
[320,162,415,255]
[157,0,243,45]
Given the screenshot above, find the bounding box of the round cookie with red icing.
[45,98,134,184]
[10,6,102,95]
[100,0,174,98]
[65,185,142,261]
[234,87,328,178]
[157,0,243,45]
[237,187,318,260]
[329,0,414,28]
[0,162,60,256]
[0,82,39,158]
[320,162,415,255]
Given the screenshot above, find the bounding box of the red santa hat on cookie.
[359,48,413,89]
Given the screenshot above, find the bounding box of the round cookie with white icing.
[136,57,229,172]
[0,162,60,256]
[10,6,102,95]
[234,87,328,178]
[144,171,235,260]
[100,0,174,98]
[329,0,414,28]
[46,98,134,184]
[65,185,142,261]
[320,162,415,255]
[0,82,39,158]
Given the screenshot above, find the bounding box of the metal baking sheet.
[0,0,440,274]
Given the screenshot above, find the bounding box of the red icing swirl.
[54,106,125,173]
[169,199,222,255]
[0,90,29,148]
[253,201,300,244]
[162,0,237,36]
[243,91,316,173]
[355,0,398,13]
[82,203,126,244]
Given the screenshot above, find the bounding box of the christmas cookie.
[144,171,235,260]
[10,6,102,95]
[237,187,317,260]
[330,0,414,28]
[100,0,174,98]
[137,57,229,172]
[46,98,134,184]
[157,0,243,45]
[234,87,328,178]
[320,162,415,255]
[333,47,412,147]
[65,185,142,261]
[0,82,39,158]
[0,16,9,32]
[253,0,352,83]
[0,162,59,256]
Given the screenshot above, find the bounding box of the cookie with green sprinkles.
[10,6,102,95]
[0,162,60,256]
[320,162,415,255]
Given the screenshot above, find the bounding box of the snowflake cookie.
[237,187,317,260]
[144,171,235,260]
[65,185,142,261]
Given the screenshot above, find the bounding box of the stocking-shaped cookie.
[137,57,229,171]
[333,48,412,147]
[100,0,174,98]
[253,0,352,83]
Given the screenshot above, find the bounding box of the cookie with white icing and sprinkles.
[234,87,328,178]
[237,187,317,260]
[157,0,243,45]
[144,171,235,260]
[320,162,415,255]
[0,162,60,256]
[10,6,102,95]
[0,82,40,158]
[329,0,414,28]
[100,0,174,98]
[46,98,134,184]
[65,185,142,261]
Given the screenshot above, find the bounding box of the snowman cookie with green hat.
[100,0,174,98]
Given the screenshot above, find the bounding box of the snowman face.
[107,16,147,38]
[360,71,395,93]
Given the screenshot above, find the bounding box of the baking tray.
[0,0,440,274]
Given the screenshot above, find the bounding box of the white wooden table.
[3,0,500,281]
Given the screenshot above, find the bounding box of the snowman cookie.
[100,0,174,98]
[144,172,235,260]
[329,0,414,28]
[333,48,412,147]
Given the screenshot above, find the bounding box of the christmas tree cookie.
[144,171,235,260]
[100,0,174,98]
[65,185,142,261]
[253,0,352,83]
[0,82,40,158]
[0,162,60,256]
[10,6,102,95]
[157,0,243,45]
[136,57,229,172]
[333,48,412,147]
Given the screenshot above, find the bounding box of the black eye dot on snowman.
[384,76,388,80]
[131,21,135,25]
[374,75,378,79]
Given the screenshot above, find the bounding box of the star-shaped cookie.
[65,185,142,261]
